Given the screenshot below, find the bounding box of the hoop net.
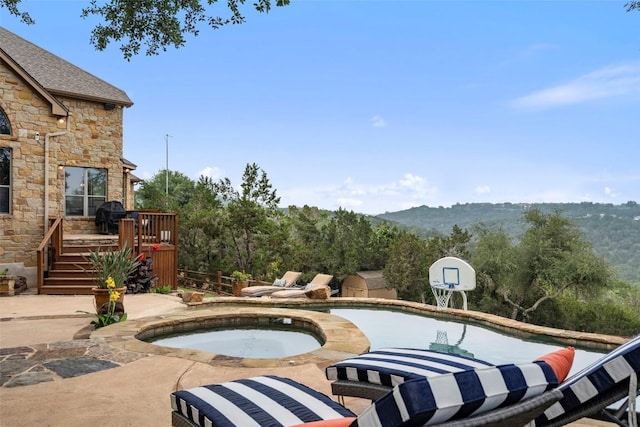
[432,287,452,310]
[435,330,449,345]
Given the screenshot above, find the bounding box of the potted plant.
[85,245,140,310]
[230,270,251,296]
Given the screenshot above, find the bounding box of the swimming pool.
[329,307,606,377]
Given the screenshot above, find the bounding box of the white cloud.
[336,198,363,208]
[370,115,387,128]
[604,186,617,198]
[512,62,640,110]
[475,185,491,195]
[197,166,224,180]
[280,173,438,215]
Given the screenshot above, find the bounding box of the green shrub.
[153,285,172,294]
[536,295,640,337]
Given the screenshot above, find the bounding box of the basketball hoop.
[429,257,476,311]
[432,287,453,310]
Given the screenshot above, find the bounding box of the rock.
[305,284,331,299]
[190,292,204,302]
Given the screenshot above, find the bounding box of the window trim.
[0,107,11,135]
[64,166,107,217]
[0,147,10,215]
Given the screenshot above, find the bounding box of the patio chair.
[326,347,497,401]
[240,271,303,297]
[170,347,572,427]
[325,337,639,427]
[533,334,639,427]
[270,273,334,299]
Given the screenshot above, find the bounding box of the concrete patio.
[0,292,616,427]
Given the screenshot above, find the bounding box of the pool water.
[151,328,322,359]
[329,308,607,377]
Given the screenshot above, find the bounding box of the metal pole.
[165,134,172,206]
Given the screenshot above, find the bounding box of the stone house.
[0,27,138,287]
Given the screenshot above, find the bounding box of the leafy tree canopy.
[1,0,290,59]
[471,208,613,322]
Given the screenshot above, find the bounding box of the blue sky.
[2,1,639,215]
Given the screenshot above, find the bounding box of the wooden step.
[47,269,95,278]
[52,261,92,271]
[55,253,94,264]
[62,243,118,254]
[39,284,94,295]
[43,277,96,287]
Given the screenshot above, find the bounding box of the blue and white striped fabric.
[170,375,355,427]
[534,335,640,426]
[351,361,559,426]
[326,348,494,388]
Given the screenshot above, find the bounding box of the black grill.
[95,201,126,234]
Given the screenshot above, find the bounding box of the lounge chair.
[240,271,302,297]
[326,347,496,401]
[325,336,640,427]
[533,334,639,427]
[170,347,572,427]
[270,273,334,299]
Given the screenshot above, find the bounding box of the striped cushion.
[326,348,494,388]
[170,375,355,427]
[351,360,559,426]
[534,335,640,426]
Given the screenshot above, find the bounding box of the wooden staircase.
[38,215,179,295]
[40,238,118,295]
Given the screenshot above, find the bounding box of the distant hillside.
[377,202,640,285]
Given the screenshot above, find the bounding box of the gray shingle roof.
[356,271,388,290]
[0,27,132,106]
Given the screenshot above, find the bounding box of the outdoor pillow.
[350,347,574,427]
[273,278,287,286]
[536,346,575,382]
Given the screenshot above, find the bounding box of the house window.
[0,107,10,135]
[0,148,10,214]
[64,167,107,216]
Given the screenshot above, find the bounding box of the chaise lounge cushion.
[352,357,566,426]
[534,335,640,426]
[171,375,355,427]
[326,348,495,388]
[241,271,302,297]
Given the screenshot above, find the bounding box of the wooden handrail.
[176,269,273,296]
[36,217,63,294]
[125,211,179,289]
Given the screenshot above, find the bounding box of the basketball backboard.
[429,257,476,291]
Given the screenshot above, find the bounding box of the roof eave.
[48,89,134,108]
[0,48,69,117]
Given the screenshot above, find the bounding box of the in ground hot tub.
[146,318,322,358]
[92,307,370,367]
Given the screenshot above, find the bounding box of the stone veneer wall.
[0,60,127,277]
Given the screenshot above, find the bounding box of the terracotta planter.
[92,286,127,310]
[232,281,248,297]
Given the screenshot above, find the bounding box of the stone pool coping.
[91,306,371,368]
[91,296,627,370]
